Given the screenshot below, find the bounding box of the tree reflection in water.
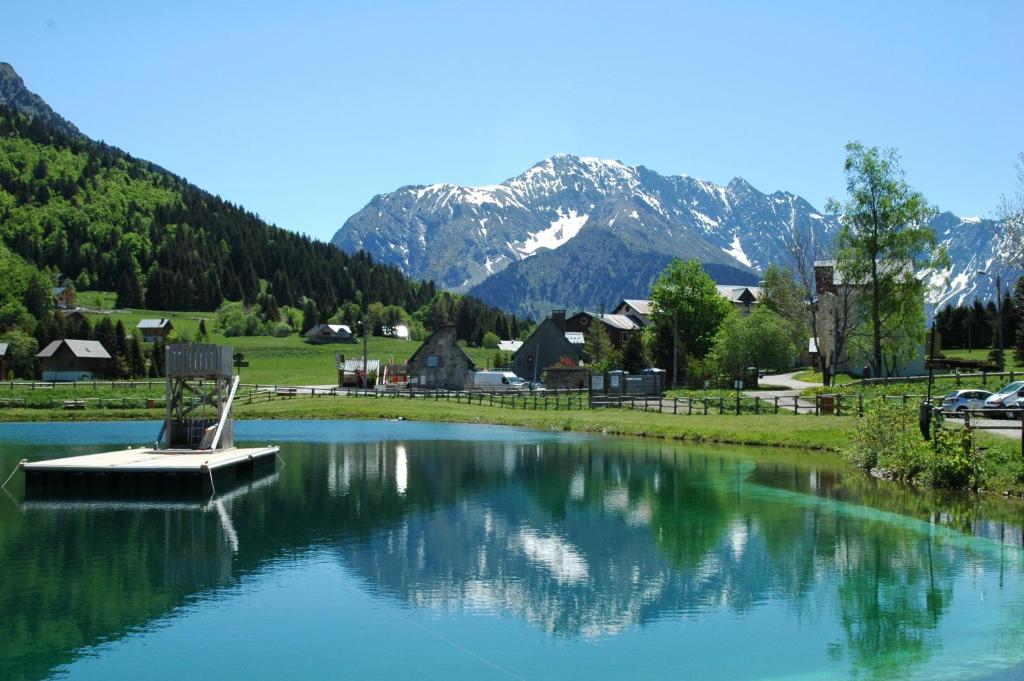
[1,431,1022,681]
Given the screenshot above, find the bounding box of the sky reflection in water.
[1,420,1022,681]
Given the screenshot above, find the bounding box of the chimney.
[551,310,566,332]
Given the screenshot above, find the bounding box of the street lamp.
[976,270,1004,370]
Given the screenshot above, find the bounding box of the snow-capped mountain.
[331,155,1018,316]
[923,212,1020,310]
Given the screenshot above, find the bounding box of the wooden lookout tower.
[159,344,238,451]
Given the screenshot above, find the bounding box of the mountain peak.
[0,62,81,138]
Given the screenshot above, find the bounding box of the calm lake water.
[1,420,1023,681]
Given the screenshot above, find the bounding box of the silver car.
[941,389,993,415]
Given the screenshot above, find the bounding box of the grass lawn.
[0,396,857,451]
[791,370,856,385]
[73,302,498,385]
[941,347,1024,372]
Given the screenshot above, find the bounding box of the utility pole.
[362,316,369,388]
[672,311,678,390]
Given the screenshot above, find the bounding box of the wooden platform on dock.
[22,446,279,475]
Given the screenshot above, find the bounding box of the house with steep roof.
[511,311,583,381]
[36,339,112,381]
[715,285,761,316]
[612,299,653,327]
[136,318,175,343]
[305,323,355,344]
[0,342,9,380]
[407,324,476,390]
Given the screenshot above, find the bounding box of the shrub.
[482,332,500,349]
[847,402,986,489]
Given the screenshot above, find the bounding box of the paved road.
[745,371,820,414]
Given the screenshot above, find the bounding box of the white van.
[472,371,526,390]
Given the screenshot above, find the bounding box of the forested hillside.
[0,102,434,316]
[0,101,523,341]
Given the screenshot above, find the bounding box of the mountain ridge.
[333,154,1021,315]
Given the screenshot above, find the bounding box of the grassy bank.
[0,396,856,451]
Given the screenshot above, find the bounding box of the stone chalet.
[407,324,476,390]
[37,339,112,381]
[511,311,584,380]
[136,318,175,343]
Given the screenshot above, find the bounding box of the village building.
[36,339,112,381]
[565,312,642,347]
[611,299,653,328]
[406,324,476,390]
[304,323,355,344]
[812,260,926,378]
[136,318,175,343]
[53,286,75,309]
[715,285,761,316]
[0,342,8,380]
[497,340,523,353]
[337,356,381,388]
[511,310,584,381]
[60,309,89,324]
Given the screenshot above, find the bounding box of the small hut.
[137,318,175,342]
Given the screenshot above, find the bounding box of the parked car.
[940,389,993,415]
[982,381,1024,419]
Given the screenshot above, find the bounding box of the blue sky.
[3,1,1022,242]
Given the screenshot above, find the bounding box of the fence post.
[774,396,778,414]
[859,394,864,416]
[755,396,760,415]
[794,395,798,414]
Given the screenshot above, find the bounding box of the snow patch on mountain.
[514,209,588,257]
[723,235,753,268]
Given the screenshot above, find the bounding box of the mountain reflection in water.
[1,421,1022,681]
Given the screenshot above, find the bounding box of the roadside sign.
[734,379,743,390]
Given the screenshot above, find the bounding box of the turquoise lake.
[1,420,1023,680]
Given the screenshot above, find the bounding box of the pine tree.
[128,336,145,377]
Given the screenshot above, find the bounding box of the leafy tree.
[198,319,208,339]
[0,330,38,378]
[492,349,512,369]
[996,152,1024,269]
[711,307,795,378]
[481,331,499,349]
[759,264,808,351]
[828,142,944,377]
[648,259,732,381]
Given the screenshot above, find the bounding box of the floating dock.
[21,446,278,497]
[12,343,280,499]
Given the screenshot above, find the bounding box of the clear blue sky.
[4,1,1022,242]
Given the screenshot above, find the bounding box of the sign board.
[235,361,250,367]
[609,374,620,388]
[704,380,711,389]
[591,374,604,391]
[734,379,744,390]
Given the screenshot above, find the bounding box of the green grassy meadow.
[74,303,498,385]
